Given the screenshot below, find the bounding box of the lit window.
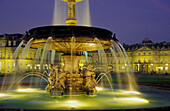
[160,58,163,63]
[143,58,146,63]
[138,58,140,62]
[165,67,168,71]
[13,63,15,68]
[160,52,163,55]
[30,64,32,69]
[165,52,168,56]
[35,64,36,70]
[8,41,11,46]
[13,41,16,46]
[8,63,10,68]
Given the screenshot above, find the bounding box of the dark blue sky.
[0,0,170,44]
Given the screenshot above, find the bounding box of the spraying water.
[40,37,52,71]
[110,47,123,89]
[20,38,34,59]
[76,0,91,26]
[118,42,138,91]
[84,51,88,63]
[12,40,24,59]
[51,50,56,65]
[53,0,66,25]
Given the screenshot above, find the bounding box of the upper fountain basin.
[25,25,113,53]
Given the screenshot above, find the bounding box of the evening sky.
[0,0,170,44]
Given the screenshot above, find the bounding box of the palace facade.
[0,34,169,74]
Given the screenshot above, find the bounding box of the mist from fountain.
[53,0,91,26]
[76,0,91,26]
[53,0,66,25]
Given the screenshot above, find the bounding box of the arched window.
[8,41,11,46]
[143,58,146,63]
[13,41,16,46]
[138,58,140,62]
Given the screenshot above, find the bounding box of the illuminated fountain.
[1,0,170,110]
[23,0,121,96]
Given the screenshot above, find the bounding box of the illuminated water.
[0,86,170,110]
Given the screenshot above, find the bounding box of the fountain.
[0,0,170,110]
[24,0,117,96]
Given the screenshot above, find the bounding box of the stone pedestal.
[61,55,81,73]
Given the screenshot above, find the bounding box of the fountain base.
[46,54,97,96]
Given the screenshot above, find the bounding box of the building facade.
[124,38,170,73]
[0,34,169,74]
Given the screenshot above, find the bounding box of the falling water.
[12,40,24,59]
[97,50,104,87]
[111,40,137,91]
[33,48,41,87]
[39,37,52,88]
[70,37,76,95]
[84,51,88,63]
[47,50,51,73]
[6,40,24,90]
[95,38,108,72]
[98,50,101,65]
[7,39,34,90]
[34,48,41,72]
[95,38,113,88]
[20,38,34,59]
[40,37,52,71]
[110,47,122,89]
[118,43,138,91]
[51,50,56,65]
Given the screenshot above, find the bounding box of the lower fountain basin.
[1,86,170,111]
